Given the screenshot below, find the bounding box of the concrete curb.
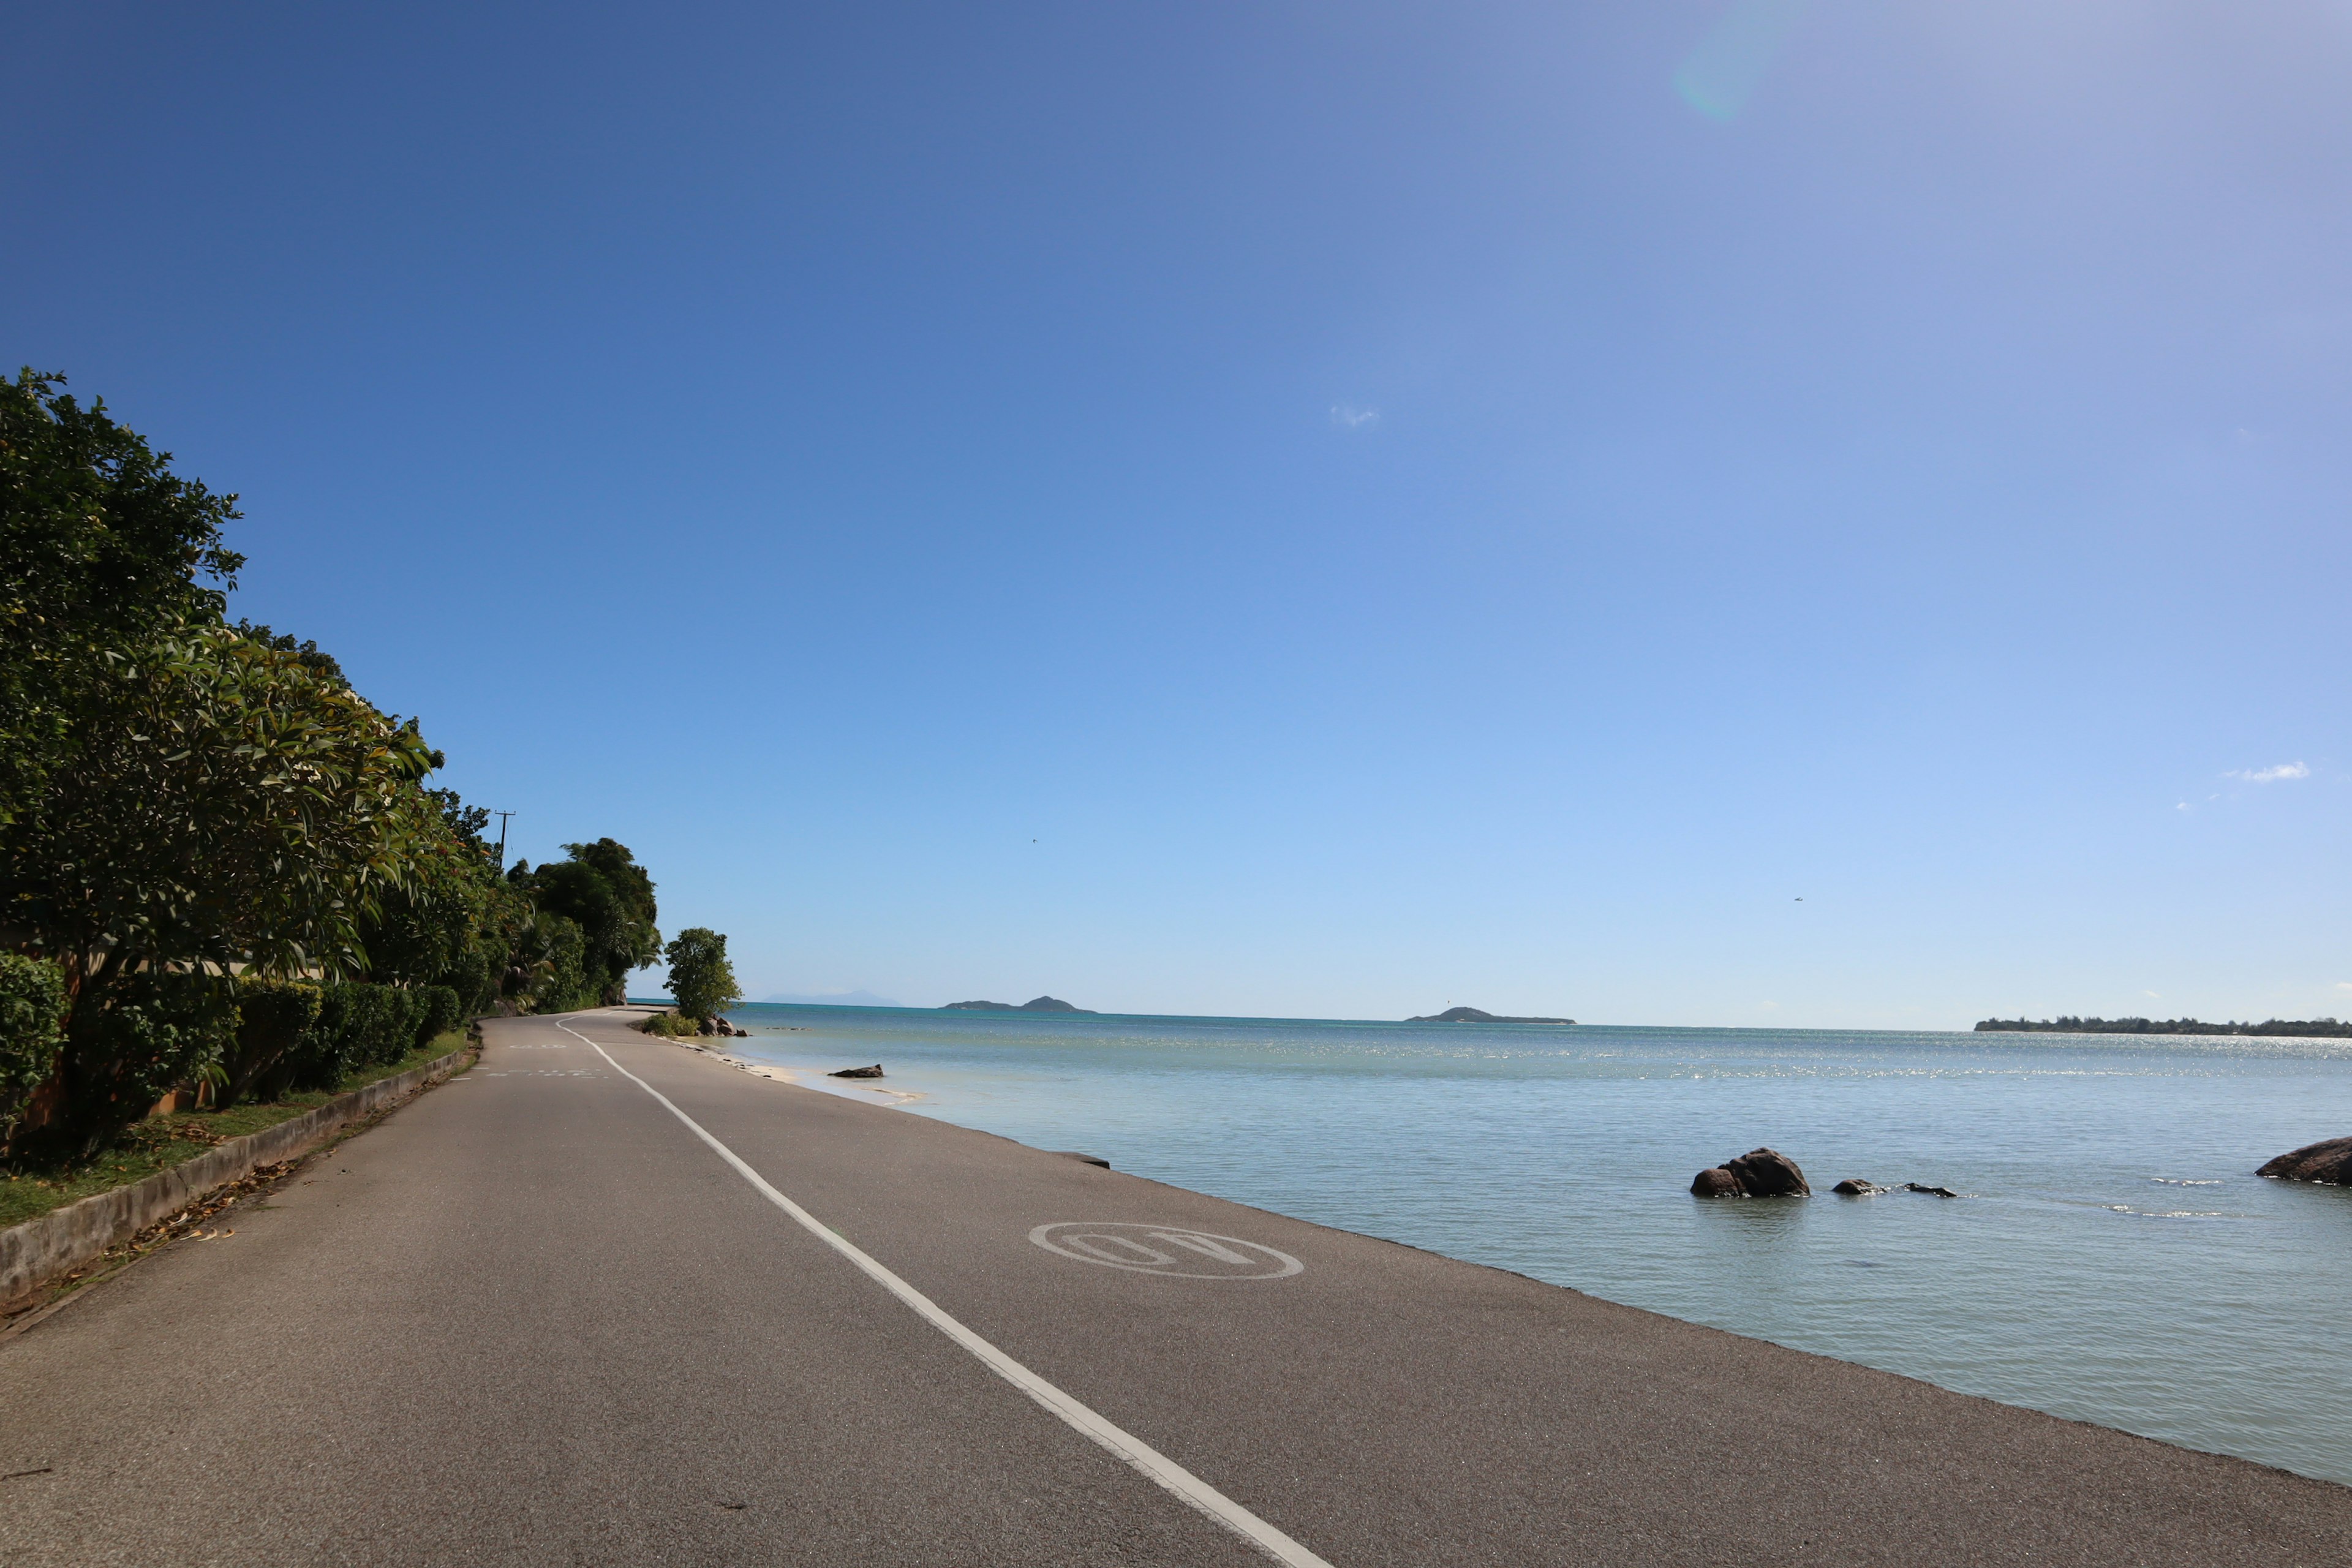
[0,1041,477,1307]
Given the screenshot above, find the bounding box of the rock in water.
[1691,1148,1811,1198]
[1691,1167,1743,1197]
[1903,1182,1960,1199]
[829,1063,885,1079]
[1833,1179,1887,1197]
[2257,1137,2352,1185]
[1727,1147,1811,1197]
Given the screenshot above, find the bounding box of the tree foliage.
[0,372,673,1153]
[0,370,243,832]
[1,624,437,989]
[663,927,741,1023]
[509,840,658,1008]
[360,788,533,1012]
[0,954,66,1142]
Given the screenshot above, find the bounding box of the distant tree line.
[0,370,665,1156]
[1975,1016,2352,1039]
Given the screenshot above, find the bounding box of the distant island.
[1977,1016,2352,1038]
[1408,1006,1575,1025]
[944,995,1099,1014]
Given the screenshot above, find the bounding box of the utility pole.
[493,810,514,875]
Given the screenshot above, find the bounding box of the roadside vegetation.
[637,927,744,1038]
[0,369,696,1211]
[0,1027,470,1229]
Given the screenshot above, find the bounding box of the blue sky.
[7,2,2348,1027]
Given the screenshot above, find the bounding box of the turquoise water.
[722,1005,2352,1483]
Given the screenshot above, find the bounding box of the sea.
[713,1003,2352,1483]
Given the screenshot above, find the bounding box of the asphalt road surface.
[2,1008,2347,1566]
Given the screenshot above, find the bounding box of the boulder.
[829,1063,885,1079]
[1691,1167,1743,1197]
[2257,1137,2352,1185]
[1832,1179,1887,1197]
[1692,1149,1810,1198]
[1725,1147,1811,1197]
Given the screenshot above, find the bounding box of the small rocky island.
[1408,1006,1574,1024]
[943,995,1098,1014]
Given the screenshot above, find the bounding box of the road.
[2,1008,2347,1566]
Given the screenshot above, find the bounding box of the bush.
[636,1009,703,1040]
[352,985,418,1069]
[372,987,422,1066]
[58,970,238,1148]
[271,982,360,1095]
[415,985,461,1050]
[221,976,322,1105]
[0,954,68,1145]
[260,981,445,1096]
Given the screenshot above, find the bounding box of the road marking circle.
[1030,1222,1305,1280]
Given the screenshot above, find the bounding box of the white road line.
[554,1017,1335,1568]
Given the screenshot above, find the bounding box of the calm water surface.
[720,1005,2352,1482]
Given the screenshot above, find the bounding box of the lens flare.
[1674,0,1812,121]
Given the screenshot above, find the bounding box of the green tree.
[2,625,436,987]
[1,626,439,1143]
[662,927,741,1023]
[0,370,243,832]
[362,787,533,1012]
[507,908,592,1013]
[515,839,659,1006]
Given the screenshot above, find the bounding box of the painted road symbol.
[1029,1222,1304,1280]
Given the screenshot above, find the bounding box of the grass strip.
[0,1030,473,1229]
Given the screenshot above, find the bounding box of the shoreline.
[641,1012,2352,1555]
[707,1008,2352,1487]
[9,1007,2346,1566]
[712,1050,929,1107]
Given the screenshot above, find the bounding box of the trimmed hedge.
[415,985,461,1051]
[5,971,464,1142]
[223,977,322,1104]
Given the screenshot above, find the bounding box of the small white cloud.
[2144,990,2162,999]
[2226,761,2310,783]
[1329,404,1379,430]
[2337,981,2352,993]
[2176,801,2191,812]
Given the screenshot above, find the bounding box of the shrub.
[415,985,461,1049]
[221,976,322,1105]
[58,970,238,1148]
[271,982,361,1095]
[371,987,421,1066]
[0,954,68,1145]
[352,985,418,1069]
[636,1009,703,1040]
